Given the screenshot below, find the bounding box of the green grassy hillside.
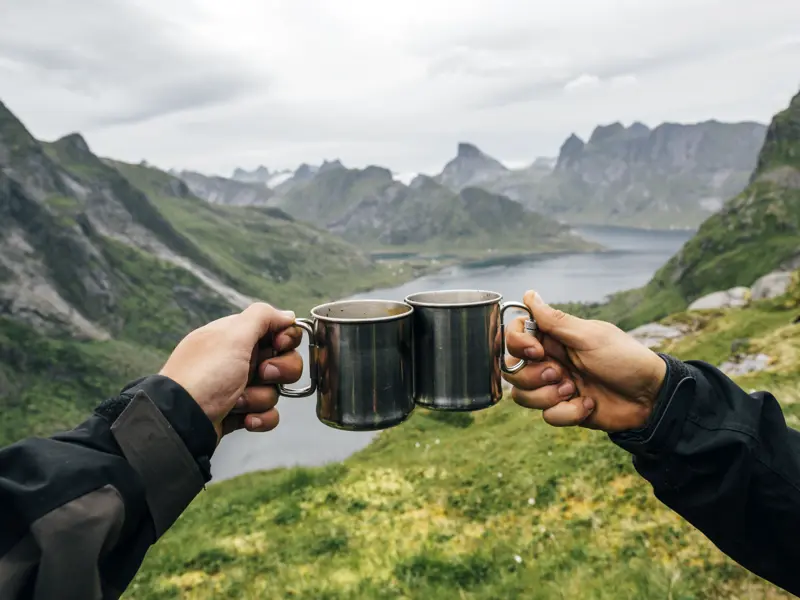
[108,160,404,315]
[125,278,800,599]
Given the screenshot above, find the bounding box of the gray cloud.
[0,0,261,128]
[0,0,798,176]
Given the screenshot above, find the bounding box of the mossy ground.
[125,286,800,599]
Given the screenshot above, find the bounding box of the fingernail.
[583,398,595,412]
[235,395,246,409]
[282,310,296,321]
[261,363,281,381]
[558,381,575,397]
[542,368,558,383]
[250,417,262,429]
[524,347,539,359]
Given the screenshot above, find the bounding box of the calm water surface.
[210,226,692,481]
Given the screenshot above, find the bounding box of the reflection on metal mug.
[404,289,536,412]
[279,299,415,431]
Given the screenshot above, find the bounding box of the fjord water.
[210,226,693,482]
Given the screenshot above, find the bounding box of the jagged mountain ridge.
[178,170,274,206]
[569,89,800,329]
[269,162,594,253]
[231,165,293,188]
[433,120,766,229]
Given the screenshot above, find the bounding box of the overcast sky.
[1,0,798,177]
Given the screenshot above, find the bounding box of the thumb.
[523,290,587,348]
[239,303,296,344]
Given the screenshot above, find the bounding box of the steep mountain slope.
[433,121,766,229]
[0,99,401,447]
[541,120,767,228]
[567,90,800,329]
[112,161,400,311]
[177,170,274,206]
[272,163,594,255]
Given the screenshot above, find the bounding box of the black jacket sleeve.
[610,354,800,597]
[0,375,218,600]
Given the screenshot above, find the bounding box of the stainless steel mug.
[404,289,535,411]
[279,299,415,431]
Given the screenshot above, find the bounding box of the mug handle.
[499,301,537,374]
[278,318,318,398]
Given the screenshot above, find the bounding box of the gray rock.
[688,286,750,310]
[751,271,792,301]
[719,353,771,376]
[627,322,686,348]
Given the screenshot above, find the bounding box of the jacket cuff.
[95,375,217,482]
[609,354,696,458]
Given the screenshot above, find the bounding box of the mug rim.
[310,298,413,324]
[404,289,503,308]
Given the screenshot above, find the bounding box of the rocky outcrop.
[688,287,750,311]
[751,271,793,301]
[627,322,687,348]
[720,353,772,376]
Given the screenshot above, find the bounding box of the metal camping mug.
[278,299,415,431]
[404,289,536,411]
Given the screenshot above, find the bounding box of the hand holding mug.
[502,291,667,432]
[159,302,303,441]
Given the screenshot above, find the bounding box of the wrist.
[622,353,669,432]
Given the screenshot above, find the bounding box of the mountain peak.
[56,133,92,155]
[362,165,393,180]
[555,134,586,169]
[588,122,626,144]
[629,122,651,136]
[751,87,800,180]
[319,159,345,173]
[457,142,484,159]
[294,163,318,180]
[434,143,508,191]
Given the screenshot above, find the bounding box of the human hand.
[159,303,303,442]
[502,291,667,432]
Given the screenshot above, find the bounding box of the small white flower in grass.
[514,555,523,564]
[497,472,503,479]
[539,525,546,534]
[528,497,536,506]
[415,442,420,448]
[435,439,440,445]
[547,451,553,457]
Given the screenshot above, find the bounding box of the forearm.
[0,375,217,599]
[610,355,800,596]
